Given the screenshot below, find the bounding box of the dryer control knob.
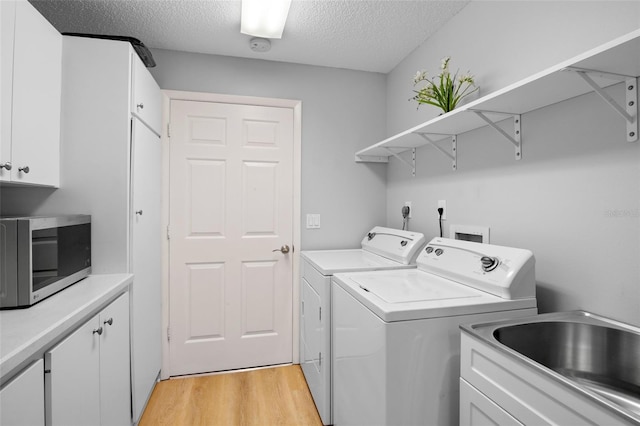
[481,256,499,272]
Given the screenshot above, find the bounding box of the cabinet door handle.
[0,162,11,170]
[137,103,144,110]
[135,210,143,216]
[18,166,30,173]
[93,326,103,335]
[104,318,113,326]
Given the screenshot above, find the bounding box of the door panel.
[130,118,162,421]
[242,161,278,235]
[186,262,225,339]
[169,100,294,375]
[46,315,101,426]
[99,293,131,426]
[0,1,15,182]
[242,260,277,334]
[11,0,61,186]
[0,360,45,426]
[188,160,225,235]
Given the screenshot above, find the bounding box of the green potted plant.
[411,57,478,114]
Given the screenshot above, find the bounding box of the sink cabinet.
[45,292,130,426]
[0,0,61,187]
[460,330,638,426]
[0,360,45,426]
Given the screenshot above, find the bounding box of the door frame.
[160,90,302,380]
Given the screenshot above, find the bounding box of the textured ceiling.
[29,0,470,73]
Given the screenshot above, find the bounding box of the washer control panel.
[418,238,536,300]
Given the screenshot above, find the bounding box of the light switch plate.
[306,214,321,229]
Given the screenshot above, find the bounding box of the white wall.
[148,50,387,250]
[385,1,640,325]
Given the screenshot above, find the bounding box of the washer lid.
[351,272,480,304]
[301,249,414,275]
[333,269,537,322]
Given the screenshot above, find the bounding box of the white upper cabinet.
[132,55,161,135]
[0,1,16,182]
[0,0,62,187]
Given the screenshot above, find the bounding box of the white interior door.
[168,99,294,376]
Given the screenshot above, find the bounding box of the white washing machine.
[331,237,538,426]
[300,227,426,425]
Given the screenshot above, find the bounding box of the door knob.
[18,166,29,173]
[93,326,103,335]
[135,210,143,216]
[0,162,11,170]
[104,318,113,326]
[272,245,290,254]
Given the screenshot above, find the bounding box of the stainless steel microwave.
[0,215,91,309]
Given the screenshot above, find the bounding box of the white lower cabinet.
[460,330,638,426]
[0,359,45,426]
[460,378,522,426]
[45,292,131,426]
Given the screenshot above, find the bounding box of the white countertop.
[0,274,133,382]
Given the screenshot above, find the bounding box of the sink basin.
[494,320,640,415]
[463,311,640,423]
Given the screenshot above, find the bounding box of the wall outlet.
[404,201,412,218]
[438,200,446,220]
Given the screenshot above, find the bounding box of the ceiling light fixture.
[241,0,292,39]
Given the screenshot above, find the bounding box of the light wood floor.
[138,365,323,426]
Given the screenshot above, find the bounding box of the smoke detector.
[249,37,271,52]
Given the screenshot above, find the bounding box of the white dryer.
[300,227,426,425]
[331,237,538,426]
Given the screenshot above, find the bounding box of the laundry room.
[1,1,639,425]
[147,0,637,325]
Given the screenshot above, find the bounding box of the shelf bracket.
[473,111,522,160]
[354,154,388,163]
[416,133,457,171]
[384,147,416,176]
[564,67,637,142]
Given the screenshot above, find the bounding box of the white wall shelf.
[355,29,640,169]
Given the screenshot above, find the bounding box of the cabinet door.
[460,379,523,426]
[0,0,15,182]
[131,55,161,135]
[46,314,101,426]
[99,292,132,426]
[11,0,61,186]
[0,359,45,426]
[130,118,162,422]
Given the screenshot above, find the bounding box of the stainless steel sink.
[463,311,640,423]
